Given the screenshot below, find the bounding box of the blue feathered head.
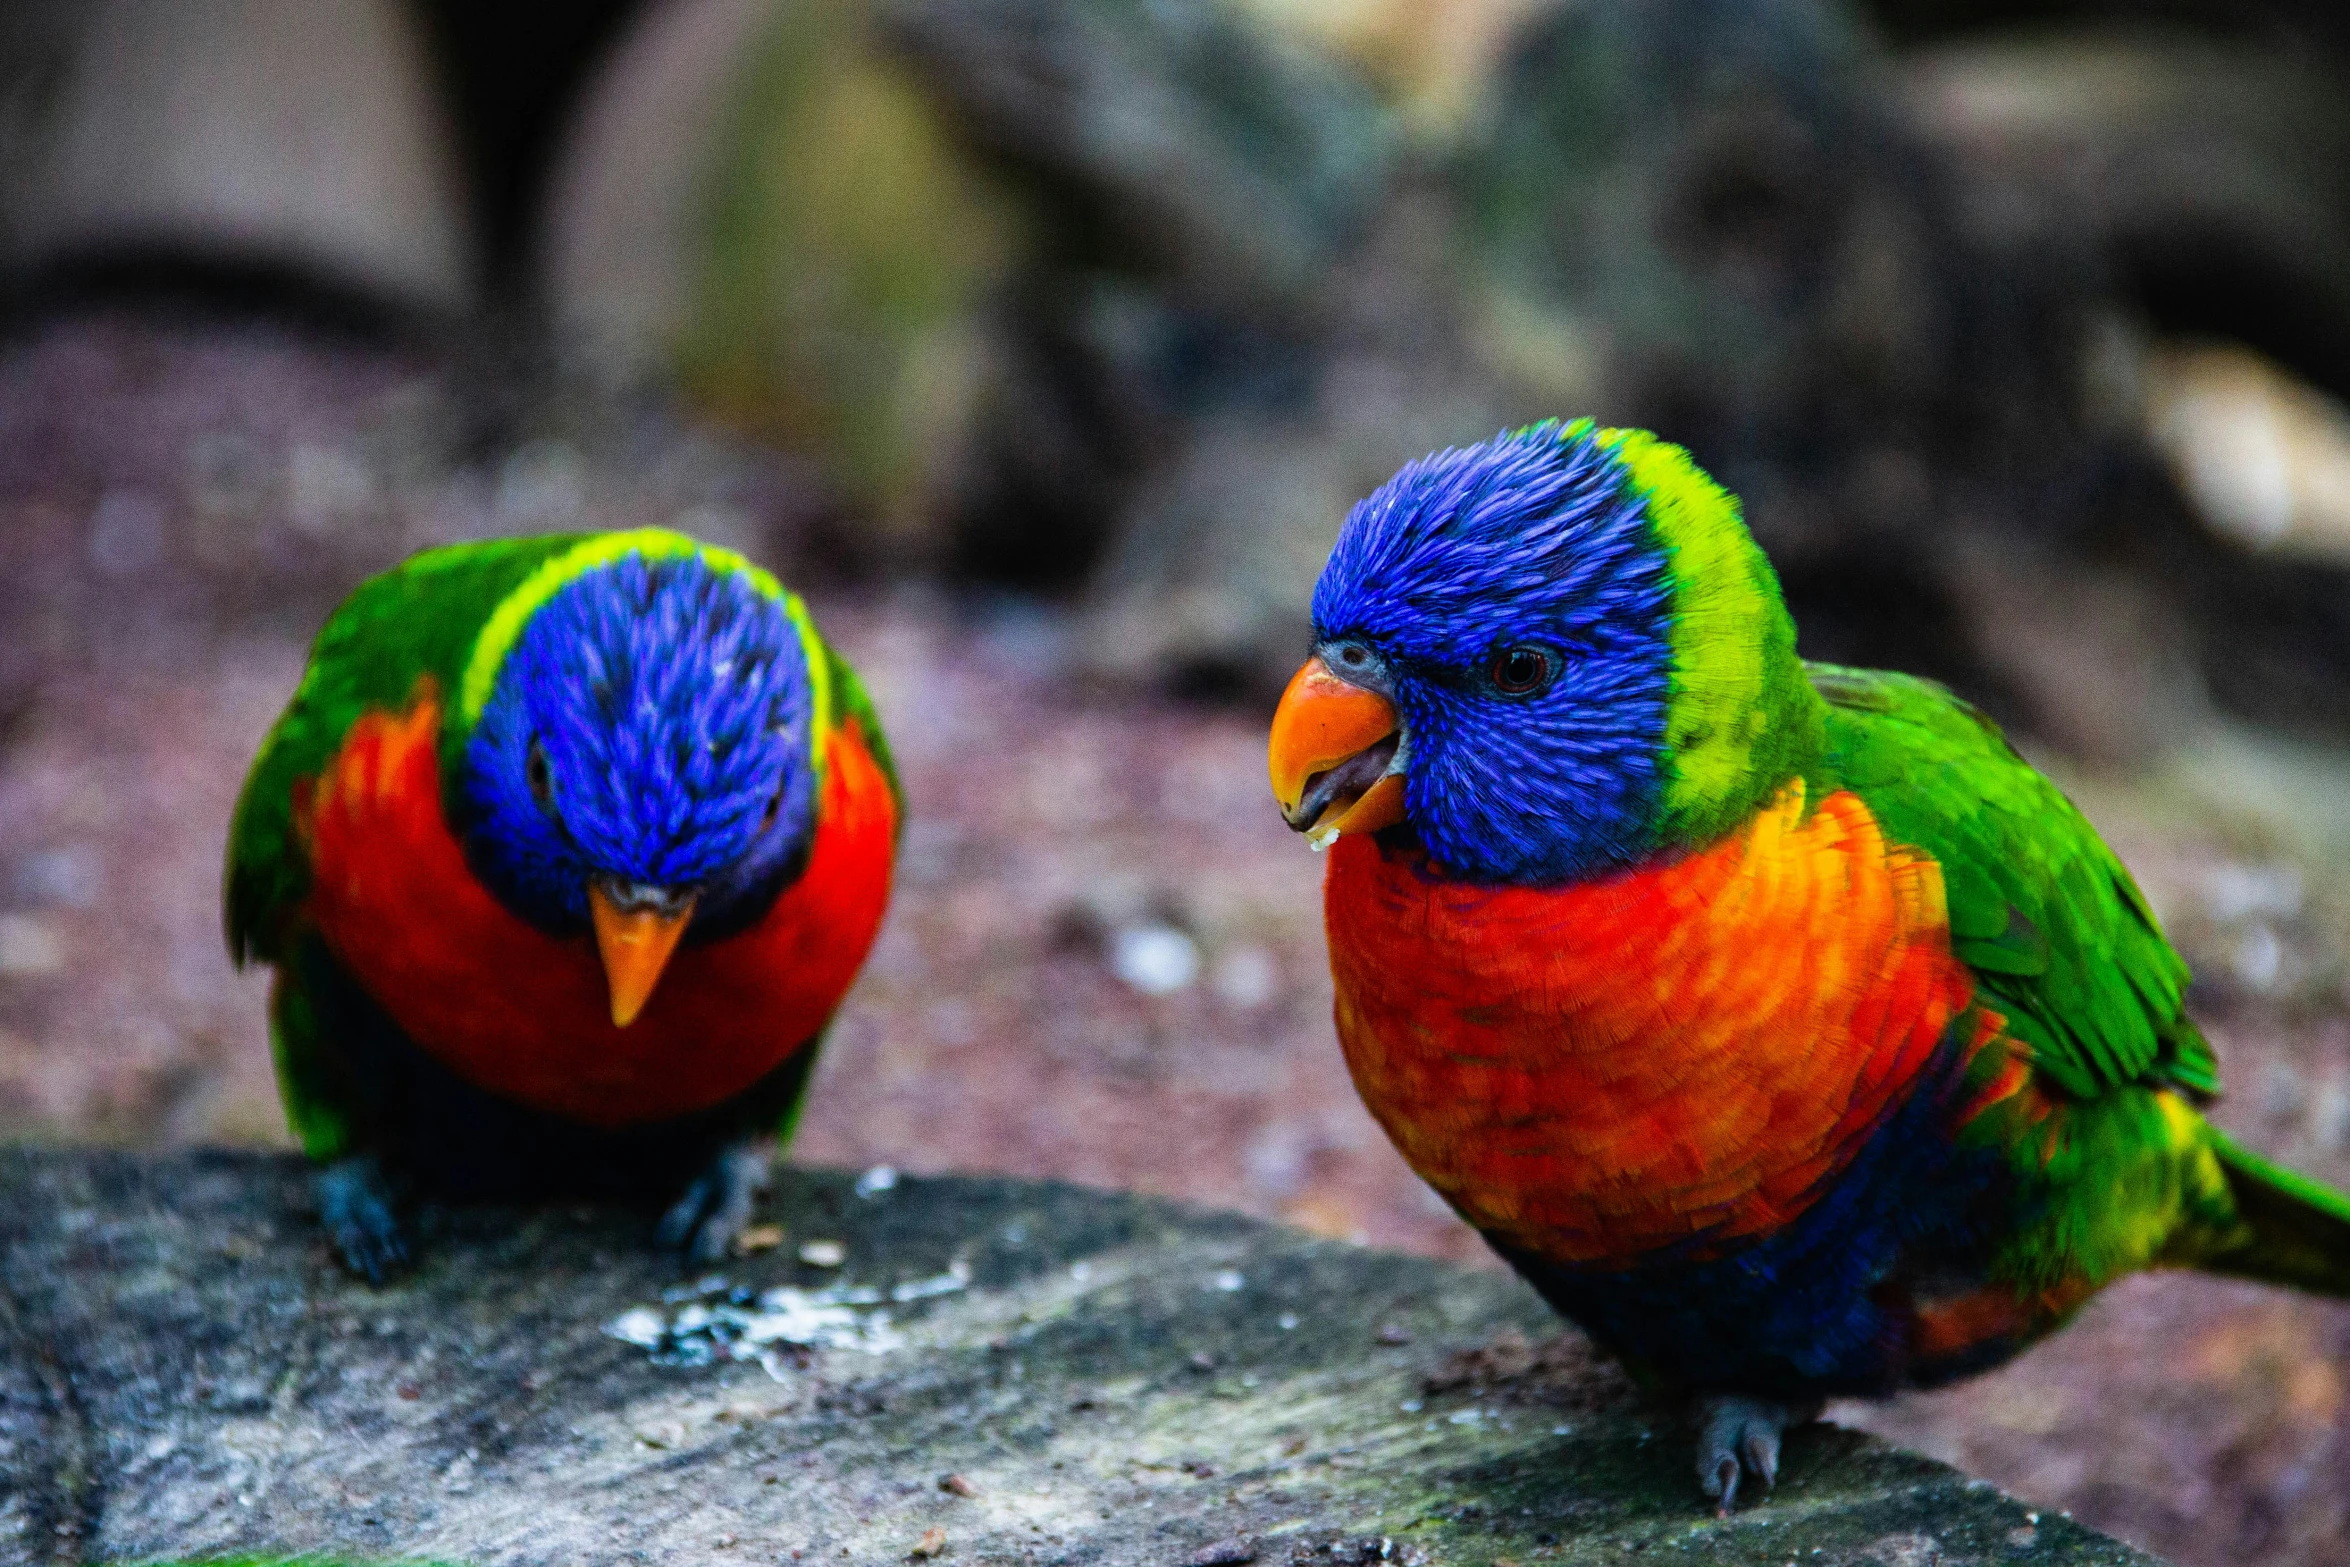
[1272,421,1818,885]
[456,533,824,945]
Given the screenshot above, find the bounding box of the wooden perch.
[0,1150,2158,1565]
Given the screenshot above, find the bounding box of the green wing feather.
[1807,665,2350,1294]
[1808,663,2218,1102]
[224,536,587,967]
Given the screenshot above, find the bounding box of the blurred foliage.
[7,0,2350,735]
[676,0,1025,552]
[1233,0,1551,136]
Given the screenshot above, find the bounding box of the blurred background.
[0,0,2348,1560]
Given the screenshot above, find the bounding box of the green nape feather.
[1584,421,1823,850]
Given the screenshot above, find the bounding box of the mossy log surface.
[0,1150,2159,1566]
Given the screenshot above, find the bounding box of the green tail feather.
[2205,1132,2350,1295]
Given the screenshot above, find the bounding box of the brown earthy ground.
[3,310,2348,1566]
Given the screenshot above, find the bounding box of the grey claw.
[1707,1452,1741,1515]
[1740,1426,1780,1495]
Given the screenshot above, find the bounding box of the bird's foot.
[317,1154,408,1285]
[655,1140,775,1267]
[1693,1394,1818,1514]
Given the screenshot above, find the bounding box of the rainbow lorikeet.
[225,531,898,1281]
[1268,422,2350,1510]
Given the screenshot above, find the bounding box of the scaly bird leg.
[317,1154,408,1285]
[655,1139,775,1266]
[1693,1394,1819,1514]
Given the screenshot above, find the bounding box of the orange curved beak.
[588,883,697,1027]
[1268,656,1407,848]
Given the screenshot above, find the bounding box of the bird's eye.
[1487,644,1558,697]
[525,738,553,807]
[1334,642,1372,671]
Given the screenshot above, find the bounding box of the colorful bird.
[226,531,898,1280]
[1268,421,2350,1509]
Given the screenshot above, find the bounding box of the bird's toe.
[1702,1451,1741,1514]
[317,1156,408,1284]
[659,1141,773,1265]
[687,1211,743,1268]
[1693,1394,1812,1512]
[655,1173,717,1253]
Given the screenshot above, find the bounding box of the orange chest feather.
[296,693,896,1127]
[1325,782,1982,1263]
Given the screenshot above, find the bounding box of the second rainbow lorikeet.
[226,530,898,1280]
[1268,421,2350,1510]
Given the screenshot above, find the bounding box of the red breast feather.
[1328,780,2004,1264]
[298,691,896,1126]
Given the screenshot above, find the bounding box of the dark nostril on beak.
[596,878,695,919]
